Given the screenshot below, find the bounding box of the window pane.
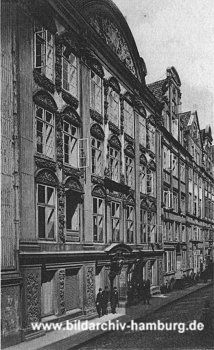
[47,187,54,206]
[38,206,45,238]
[93,198,97,213]
[38,185,45,203]
[46,207,55,238]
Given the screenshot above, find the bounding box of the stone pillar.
[55,269,66,316]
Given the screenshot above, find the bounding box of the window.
[173,192,178,212]
[140,165,146,193]
[108,89,120,127]
[166,251,175,272]
[124,101,134,137]
[147,124,155,153]
[36,106,55,159]
[63,120,78,166]
[126,206,134,243]
[62,47,78,98]
[34,24,54,80]
[111,202,120,242]
[139,115,146,147]
[172,154,178,177]
[90,71,102,114]
[125,156,134,188]
[107,146,120,182]
[65,191,80,231]
[37,184,55,239]
[188,192,192,214]
[147,211,156,243]
[172,118,178,140]
[147,169,156,197]
[91,138,103,176]
[180,161,185,182]
[163,146,171,171]
[181,194,186,213]
[140,209,147,243]
[93,197,104,242]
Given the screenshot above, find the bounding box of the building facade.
[1,0,165,347]
[148,67,214,288]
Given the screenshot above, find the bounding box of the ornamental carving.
[134,97,146,116]
[90,123,105,141]
[150,202,157,212]
[141,198,149,209]
[64,177,84,193]
[85,266,95,308]
[58,270,66,315]
[89,15,137,77]
[90,109,103,124]
[33,90,57,112]
[123,92,134,106]
[55,39,62,92]
[109,121,120,135]
[108,135,121,150]
[63,107,82,127]
[92,185,106,198]
[148,160,156,171]
[62,90,78,110]
[124,144,135,158]
[108,77,121,93]
[34,155,56,171]
[147,115,156,126]
[56,113,63,169]
[91,175,104,185]
[120,96,124,134]
[35,169,58,186]
[124,132,134,144]
[90,58,104,78]
[58,184,65,243]
[63,166,84,178]
[124,195,135,207]
[104,80,109,124]
[140,153,147,165]
[33,69,55,94]
[26,272,40,326]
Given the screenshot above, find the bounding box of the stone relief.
[35,169,58,187]
[62,90,79,110]
[90,109,103,124]
[108,134,121,150]
[108,121,120,135]
[124,144,135,158]
[92,185,106,198]
[90,123,105,141]
[63,107,82,127]
[85,266,95,308]
[33,69,55,94]
[33,90,58,113]
[57,184,65,243]
[58,270,66,315]
[26,272,40,326]
[34,155,56,171]
[89,15,137,77]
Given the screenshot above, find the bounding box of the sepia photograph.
[1,0,214,349]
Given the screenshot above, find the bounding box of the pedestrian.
[96,288,103,317]
[145,279,151,305]
[142,280,146,304]
[110,286,119,314]
[102,286,109,315]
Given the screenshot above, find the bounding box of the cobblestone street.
[75,285,214,350]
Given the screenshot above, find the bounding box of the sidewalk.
[6,282,213,350]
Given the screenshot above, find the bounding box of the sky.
[113,0,214,135]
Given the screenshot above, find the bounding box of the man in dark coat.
[102,286,109,315]
[96,288,103,317]
[110,286,119,314]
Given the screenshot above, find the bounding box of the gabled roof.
[147,79,167,102]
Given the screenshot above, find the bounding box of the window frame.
[111,201,121,243]
[126,205,134,244]
[93,196,104,243]
[91,137,103,176]
[63,119,78,167]
[62,47,79,98]
[35,105,55,159]
[90,70,102,115]
[37,183,56,240]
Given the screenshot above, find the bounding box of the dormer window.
[34,23,54,81]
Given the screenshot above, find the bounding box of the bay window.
[37,184,56,239]
[126,205,134,243]
[62,47,78,98]
[34,24,54,80]
[90,71,102,114]
[111,201,120,242]
[36,105,55,159]
[93,197,104,242]
[108,88,120,127]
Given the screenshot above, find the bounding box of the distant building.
[149,67,214,286]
